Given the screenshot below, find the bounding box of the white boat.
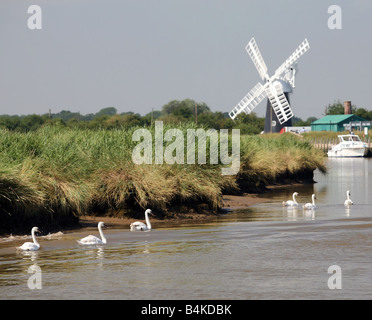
[327,134,368,158]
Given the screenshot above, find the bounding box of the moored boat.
[327,134,368,158]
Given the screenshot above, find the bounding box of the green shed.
[311,115,367,132]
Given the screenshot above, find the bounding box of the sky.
[1,0,372,120]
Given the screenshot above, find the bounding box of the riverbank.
[79,193,271,228]
[0,125,326,235]
[0,192,281,237]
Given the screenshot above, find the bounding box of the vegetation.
[0,124,326,234]
[3,98,372,135]
[325,99,372,120]
[0,98,318,135]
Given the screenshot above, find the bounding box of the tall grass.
[237,134,326,191]
[0,126,326,233]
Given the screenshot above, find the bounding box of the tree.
[0,116,21,131]
[50,110,80,122]
[293,116,318,126]
[94,107,117,117]
[198,111,226,129]
[19,114,47,132]
[234,112,265,135]
[162,99,210,119]
[325,100,356,115]
[306,116,318,124]
[173,105,193,119]
[354,108,372,120]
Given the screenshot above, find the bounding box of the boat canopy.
[338,135,362,142]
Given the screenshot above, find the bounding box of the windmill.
[229,38,310,133]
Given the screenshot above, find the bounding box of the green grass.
[0,125,326,233]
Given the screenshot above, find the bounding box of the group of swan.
[17,191,355,251]
[17,209,153,251]
[283,190,353,210]
[282,192,316,209]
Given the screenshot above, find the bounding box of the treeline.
[324,100,372,120]
[2,99,371,134]
[0,99,316,135]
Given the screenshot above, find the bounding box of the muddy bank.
[0,192,271,236]
[78,180,309,230]
[79,193,271,229]
[0,178,311,236]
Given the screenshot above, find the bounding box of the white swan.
[283,192,299,207]
[303,194,317,210]
[77,221,107,245]
[344,190,353,206]
[130,209,153,231]
[17,227,40,251]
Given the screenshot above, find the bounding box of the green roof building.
[311,114,368,132]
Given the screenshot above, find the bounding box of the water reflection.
[316,158,372,206]
[345,206,351,217]
[17,250,39,262]
[284,207,298,221]
[283,206,316,221]
[83,246,105,260]
[303,208,315,220]
[141,241,150,254]
[248,158,372,222]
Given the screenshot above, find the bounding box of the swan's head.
[347,190,351,196]
[145,209,153,215]
[32,227,40,234]
[312,194,317,200]
[98,222,106,228]
[293,192,299,196]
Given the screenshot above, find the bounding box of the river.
[0,158,371,300]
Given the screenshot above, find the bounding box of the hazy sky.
[1,0,372,119]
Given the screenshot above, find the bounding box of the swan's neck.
[32,229,39,246]
[312,195,316,205]
[347,192,350,200]
[293,194,298,204]
[98,225,107,243]
[145,212,152,230]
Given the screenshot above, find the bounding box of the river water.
[0,158,371,300]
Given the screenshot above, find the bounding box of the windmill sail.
[265,82,293,124]
[245,38,268,81]
[229,82,266,120]
[273,39,310,79]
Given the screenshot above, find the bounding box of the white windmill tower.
[229,38,310,133]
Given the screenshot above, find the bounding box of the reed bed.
[0,126,326,233]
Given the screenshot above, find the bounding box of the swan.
[77,221,107,245]
[283,192,299,207]
[130,209,153,231]
[17,227,40,251]
[303,194,317,210]
[344,190,353,206]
